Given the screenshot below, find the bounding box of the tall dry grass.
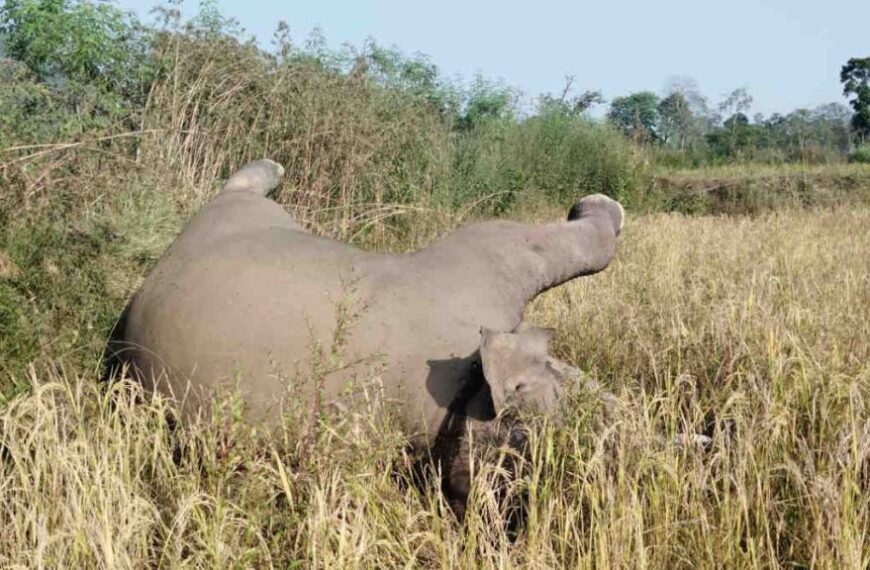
[651,162,870,215]
[3,5,870,566]
[3,206,869,568]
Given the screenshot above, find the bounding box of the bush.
[449,110,646,214]
[849,144,870,163]
[0,0,153,97]
[0,0,646,382]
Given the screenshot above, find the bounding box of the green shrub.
[0,215,119,390]
[849,144,870,163]
[0,0,153,98]
[448,111,646,214]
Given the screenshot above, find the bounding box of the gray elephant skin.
[108,159,624,448]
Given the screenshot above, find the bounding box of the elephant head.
[440,322,594,518]
[480,323,569,416]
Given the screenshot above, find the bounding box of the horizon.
[114,0,867,119]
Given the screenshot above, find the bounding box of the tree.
[362,41,459,116]
[811,102,853,153]
[718,87,753,120]
[0,0,153,141]
[607,91,659,142]
[664,76,715,124]
[455,75,515,131]
[715,88,754,156]
[538,76,603,117]
[706,112,763,159]
[840,57,870,142]
[660,76,717,153]
[657,91,693,149]
[0,0,149,94]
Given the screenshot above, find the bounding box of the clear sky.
[117,0,868,117]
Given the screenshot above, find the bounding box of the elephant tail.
[220,159,285,197]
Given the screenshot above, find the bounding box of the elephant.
[434,322,618,518]
[107,158,624,450]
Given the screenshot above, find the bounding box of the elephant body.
[112,160,623,446]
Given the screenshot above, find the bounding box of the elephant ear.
[479,325,556,413]
[511,322,556,352]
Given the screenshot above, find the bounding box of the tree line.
[0,0,868,172]
[606,66,870,165]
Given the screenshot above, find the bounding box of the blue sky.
[117,0,868,117]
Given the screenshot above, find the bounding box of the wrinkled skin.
[434,322,621,518]
[482,323,566,414]
[108,159,624,450]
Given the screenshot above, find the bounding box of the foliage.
[0,0,153,104]
[656,91,693,149]
[0,211,122,389]
[607,91,660,142]
[537,76,603,117]
[677,103,853,164]
[717,86,753,118]
[850,143,870,163]
[454,75,515,132]
[451,109,643,214]
[0,3,870,566]
[606,80,856,165]
[506,111,643,204]
[0,0,154,149]
[841,57,870,141]
[359,40,460,117]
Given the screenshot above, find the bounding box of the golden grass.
[2,206,870,568]
[654,162,870,182]
[649,163,870,216]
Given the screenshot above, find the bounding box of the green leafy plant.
[841,57,870,142]
[849,143,870,163]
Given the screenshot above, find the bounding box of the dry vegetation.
[3,3,870,567]
[652,162,870,215]
[2,205,870,568]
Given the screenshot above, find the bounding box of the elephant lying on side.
[108,159,625,451]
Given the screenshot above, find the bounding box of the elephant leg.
[220,159,285,196]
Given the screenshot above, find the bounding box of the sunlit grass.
[3,206,869,568]
[654,161,870,181]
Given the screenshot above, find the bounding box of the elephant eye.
[514,382,528,393]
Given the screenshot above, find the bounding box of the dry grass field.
[2,204,869,569]
[2,5,870,567]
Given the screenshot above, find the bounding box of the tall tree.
[661,76,716,152]
[607,91,659,142]
[663,76,711,117]
[657,91,693,149]
[718,87,754,119]
[717,88,754,155]
[455,75,515,131]
[840,57,870,142]
[538,76,603,117]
